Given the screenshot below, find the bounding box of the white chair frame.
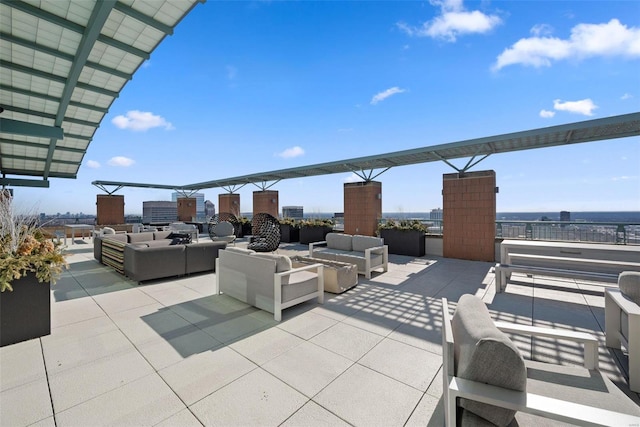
[605,287,640,392]
[441,297,640,427]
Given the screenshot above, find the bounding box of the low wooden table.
[291,256,358,294]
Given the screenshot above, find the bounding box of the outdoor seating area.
[1,236,639,426]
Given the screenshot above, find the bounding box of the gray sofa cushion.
[326,233,352,251]
[252,253,292,272]
[225,247,255,255]
[127,232,155,243]
[352,235,383,252]
[452,294,526,426]
[619,271,640,306]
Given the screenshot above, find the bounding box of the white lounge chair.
[442,294,640,426]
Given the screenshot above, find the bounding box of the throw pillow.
[619,271,640,305]
[451,294,527,426]
[102,227,115,234]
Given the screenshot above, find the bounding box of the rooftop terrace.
[1,237,638,426]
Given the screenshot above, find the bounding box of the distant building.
[172,192,205,221]
[283,206,303,219]
[560,211,571,222]
[205,200,216,218]
[143,201,177,223]
[430,208,443,221]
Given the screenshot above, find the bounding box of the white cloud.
[343,173,363,183]
[530,24,554,37]
[86,160,100,168]
[493,19,640,70]
[112,110,174,131]
[277,146,305,159]
[553,98,598,116]
[107,156,135,167]
[539,109,555,118]
[371,87,406,105]
[621,93,633,100]
[397,0,501,42]
[226,65,237,80]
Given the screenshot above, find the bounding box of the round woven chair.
[247,213,281,252]
[208,213,240,240]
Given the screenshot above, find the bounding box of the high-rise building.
[282,206,303,219]
[560,211,571,222]
[172,192,206,221]
[205,200,216,218]
[430,208,443,221]
[142,201,177,223]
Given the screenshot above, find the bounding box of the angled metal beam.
[44,0,116,180]
[97,34,150,60]
[3,106,56,121]
[1,0,85,34]
[0,177,49,188]
[0,138,85,153]
[0,118,63,139]
[0,32,75,61]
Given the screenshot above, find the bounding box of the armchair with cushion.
[442,294,640,426]
[216,247,324,321]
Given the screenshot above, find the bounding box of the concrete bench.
[508,252,640,275]
[494,263,618,293]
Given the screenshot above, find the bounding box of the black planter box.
[280,224,300,243]
[1,272,51,347]
[380,229,426,257]
[299,226,333,245]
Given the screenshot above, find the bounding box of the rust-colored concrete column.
[443,170,496,261]
[253,190,279,218]
[96,194,124,226]
[177,197,196,222]
[218,193,241,217]
[344,181,382,236]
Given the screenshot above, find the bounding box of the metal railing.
[496,221,640,245]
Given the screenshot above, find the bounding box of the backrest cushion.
[619,271,640,306]
[352,235,383,252]
[127,232,155,243]
[451,294,526,426]
[102,227,115,235]
[252,253,292,273]
[326,233,352,251]
[154,230,172,240]
[214,221,234,236]
[224,247,255,255]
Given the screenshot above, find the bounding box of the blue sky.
[13,0,640,215]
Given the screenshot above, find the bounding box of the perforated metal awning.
[0,0,204,188]
[92,111,640,193]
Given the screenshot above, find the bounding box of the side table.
[291,256,357,294]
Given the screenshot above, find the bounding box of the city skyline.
[7,0,640,215]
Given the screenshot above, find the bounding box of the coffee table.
[291,256,358,294]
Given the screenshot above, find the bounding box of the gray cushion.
[252,253,292,273]
[619,271,640,306]
[352,235,383,252]
[452,294,526,426]
[224,247,255,255]
[326,233,352,251]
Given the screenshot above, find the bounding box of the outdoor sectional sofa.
[309,232,388,279]
[94,231,226,282]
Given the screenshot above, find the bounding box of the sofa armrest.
[494,321,599,370]
[309,241,327,257]
[276,263,324,277]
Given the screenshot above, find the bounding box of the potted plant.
[279,218,300,243]
[238,216,252,237]
[0,194,67,346]
[377,219,427,257]
[299,218,334,244]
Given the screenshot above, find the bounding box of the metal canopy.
[92,112,640,193]
[0,0,204,188]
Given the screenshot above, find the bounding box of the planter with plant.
[279,218,300,243]
[1,194,67,346]
[377,219,427,257]
[299,218,334,244]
